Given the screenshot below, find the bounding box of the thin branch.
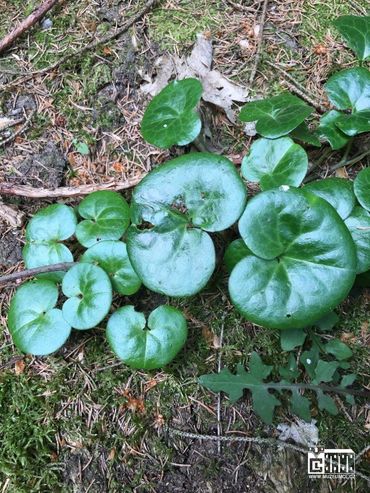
[0,174,143,198]
[0,109,35,147]
[0,0,161,90]
[249,0,269,85]
[0,0,59,54]
[0,262,75,286]
[329,147,370,173]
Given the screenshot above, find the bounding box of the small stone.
[40,18,53,30]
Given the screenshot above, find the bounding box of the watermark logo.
[308,446,355,479]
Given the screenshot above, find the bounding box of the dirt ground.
[0,1,369,492]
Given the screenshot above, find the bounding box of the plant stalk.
[0,262,75,286]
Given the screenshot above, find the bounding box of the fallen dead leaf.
[340,332,357,344]
[14,359,26,375]
[108,448,116,461]
[335,167,348,178]
[313,44,328,55]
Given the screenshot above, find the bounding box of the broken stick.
[0,0,59,55]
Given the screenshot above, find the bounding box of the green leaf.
[74,141,90,155]
[106,305,187,369]
[279,353,300,381]
[316,110,351,150]
[76,191,130,248]
[324,68,370,112]
[316,390,338,415]
[290,389,311,421]
[229,188,357,329]
[141,78,203,148]
[80,240,141,295]
[354,167,370,212]
[128,153,247,296]
[224,239,252,273]
[300,347,319,378]
[280,329,307,351]
[23,204,77,281]
[345,206,370,274]
[314,311,340,332]
[199,358,281,424]
[340,373,357,387]
[304,177,356,220]
[313,360,339,383]
[336,110,370,136]
[355,269,370,287]
[240,93,313,139]
[289,122,321,147]
[324,339,353,361]
[334,15,370,61]
[241,137,308,190]
[62,264,112,330]
[8,280,71,356]
[248,352,274,379]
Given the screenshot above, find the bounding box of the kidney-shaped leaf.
[229,188,357,329]
[239,93,313,139]
[23,204,76,282]
[354,167,370,211]
[8,280,71,355]
[141,78,203,149]
[241,137,308,190]
[76,191,130,248]
[106,305,187,369]
[316,110,351,150]
[128,153,247,296]
[62,264,112,329]
[345,206,370,274]
[304,178,356,220]
[324,68,370,112]
[334,15,370,61]
[81,240,141,295]
[336,110,370,136]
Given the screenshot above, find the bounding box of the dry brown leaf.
[108,448,116,461]
[340,332,357,344]
[14,359,25,375]
[335,167,348,178]
[361,320,369,341]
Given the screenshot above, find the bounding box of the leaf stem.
[329,146,370,173]
[263,382,369,398]
[0,262,75,286]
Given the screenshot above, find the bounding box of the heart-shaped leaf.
[76,191,130,248]
[304,177,356,220]
[241,137,308,190]
[324,67,370,112]
[336,110,370,136]
[81,240,141,295]
[239,93,313,139]
[128,153,247,296]
[334,15,370,61]
[62,264,112,330]
[141,78,203,148]
[316,110,351,150]
[229,188,357,329]
[289,122,321,147]
[8,280,71,356]
[23,204,77,282]
[345,206,370,274]
[224,239,252,273]
[354,167,370,212]
[106,305,187,369]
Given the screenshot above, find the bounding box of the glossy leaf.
[128,153,247,296]
[76,191,130,248]
[289,122,321,147]
[280,329,307,351]
[324,68,370,112]
[62,264,112,330]
[354,167,370,212]
[224,239,252,273]
[230,188,357,329]
[241,137,308,190]
[239,93,313,139]
[324,339,353,361]
[336,110,370,136]
[304,177,356,220]
[316,110,350,150]
[141,78,203,148]
[345,206,370,274]
[106,305,187,369]
[81,240,141,295]
[8,280,71,356]
[334,15,370,61]
[23,203,77,281]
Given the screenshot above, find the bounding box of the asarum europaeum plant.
[5,14,370,422]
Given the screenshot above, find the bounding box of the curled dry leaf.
[141,33,248,122]
[14,359,26,375]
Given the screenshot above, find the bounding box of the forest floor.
[0,0,369,492]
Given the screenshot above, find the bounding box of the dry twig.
[0,262,75,286]
[0,109,36,147]
[249,0,269,85]
[0,0,59,54]
[0,202,25,227]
